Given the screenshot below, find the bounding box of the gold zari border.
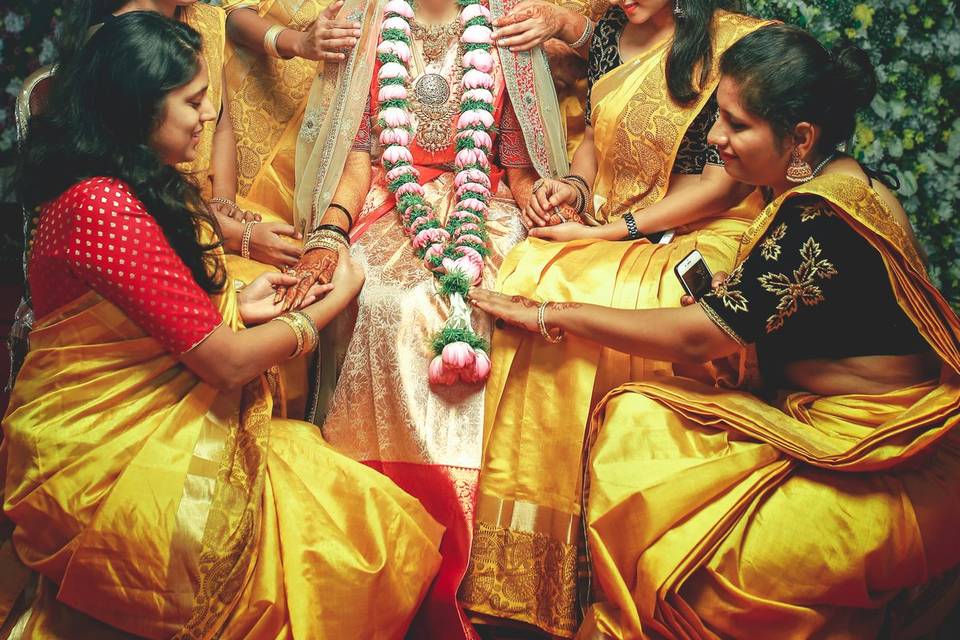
[460,522,579,637]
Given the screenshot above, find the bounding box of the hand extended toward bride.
[492,0,577,52]
[293,1,362,61]
[238,272,334,326]
[522,178,584,229]
[468,289,541,333]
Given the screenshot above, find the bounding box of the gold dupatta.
[293,0,570,234]
[589,12,767,223]
[1,275,271,639]
[581,173,960,638]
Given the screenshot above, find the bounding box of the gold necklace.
[410,16,461,63]
[410,21,465,153]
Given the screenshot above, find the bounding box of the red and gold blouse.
[29,177,223,354]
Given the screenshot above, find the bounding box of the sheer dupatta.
[293,0,569,236]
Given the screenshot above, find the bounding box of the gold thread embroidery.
[707,261,749,313]
[758,236,838,333]
[760,223,787,261]
[460,522,578,637]
[699,299,747,346]
[799,202,835,222]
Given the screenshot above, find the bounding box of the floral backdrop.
[1,0,958,305]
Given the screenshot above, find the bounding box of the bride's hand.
[522,178,578,228]
[238,272,334,325]
[277,246,340,312]
[492,0,572,52]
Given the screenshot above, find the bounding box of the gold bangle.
[241,220,258,259]
[273,313,305,358]
[263,24,286,58]
[303,236,345,254]
[538,301,564,344]
[290,310,319,353]
[303,230,348,253]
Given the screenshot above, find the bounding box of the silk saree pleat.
[461,14,768,636]
[580,173,960,639]
[1,273,444,637]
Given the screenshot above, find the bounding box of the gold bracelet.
[263,24,286,58]
[303,236,345,254]
[209,196,237,210]
[303,230,348,253]
[290,310,319,353]
[538,301,565,344]
[273,313,305,358]
[241,220,258,259]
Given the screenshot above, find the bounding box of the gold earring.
[785,147,813,183]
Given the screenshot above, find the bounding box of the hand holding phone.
[674,250,713,301]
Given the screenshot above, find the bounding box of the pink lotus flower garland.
[378,0,497,386]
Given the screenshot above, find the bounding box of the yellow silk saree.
[580,174,960,639]
[0,268,443,638]
[460,12,768,636]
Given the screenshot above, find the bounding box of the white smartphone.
[674,249,713,300]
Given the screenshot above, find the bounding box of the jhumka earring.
[673,0,685,19]
[785,147,814,183]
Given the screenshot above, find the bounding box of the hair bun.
[829,41,877,113]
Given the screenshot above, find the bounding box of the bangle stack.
[263,24,287,58]
[562,174,590,216]
[241,220,259,259]
[570,17,595,49]
[273,310,319,358]
[537,301,565,344]
[304,224,350,253]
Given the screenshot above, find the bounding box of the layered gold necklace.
[409,10,464,153]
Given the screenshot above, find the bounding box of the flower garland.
[377,0,497,385]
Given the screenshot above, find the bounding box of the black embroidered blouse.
[585,7,722,175]
[700,195,929,379]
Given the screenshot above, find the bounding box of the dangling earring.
[786,147,813,183]
[673,0,685,19]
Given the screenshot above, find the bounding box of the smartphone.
[674,249,713,300]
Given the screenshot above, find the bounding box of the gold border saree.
[581,173,960,639]
[1,255,443,638]
[460,13,768,637]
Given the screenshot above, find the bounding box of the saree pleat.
[1,273,444,638]
[580,174,960,639]
[461,14,768,636]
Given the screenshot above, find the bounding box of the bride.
[282,0,569,635]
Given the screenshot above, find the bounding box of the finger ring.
[495,318,506,329]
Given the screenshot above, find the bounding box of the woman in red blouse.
[2,12,442,638]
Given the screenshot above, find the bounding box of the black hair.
[719,23,877,156]
[18,11,225,293]
[57,1,126,63]
[666,0,744,105]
